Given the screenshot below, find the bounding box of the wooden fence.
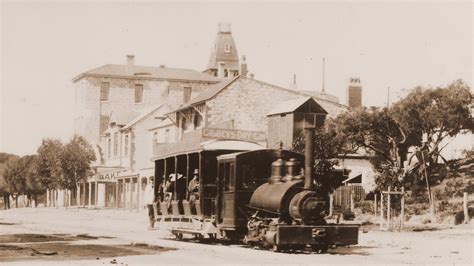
[333,185,365,209]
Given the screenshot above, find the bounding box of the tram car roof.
[216,148,304,162]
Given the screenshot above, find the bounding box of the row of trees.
[0,136,96,208]
[295,80,472,200]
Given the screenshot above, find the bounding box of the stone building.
[72,55,221,148]
[76,104,175,209]
[152,75,348,161]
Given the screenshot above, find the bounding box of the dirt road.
[0,207,472,265]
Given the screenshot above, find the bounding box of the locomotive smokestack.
[304,127,315,190]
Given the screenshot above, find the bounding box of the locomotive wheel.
[311,245,329,253]
[272,245,280,252]
[174,233,183,240]
[193,234,204,240]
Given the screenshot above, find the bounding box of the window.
[229,163,235,189]
[164,129,170,143]
[135,84,143,103]
[224,162,235,192]
[113,132,119,156]
[153,132,158,143]
[183,87,192,103]
[225,43,231,53]
[124,135,129,156]
[181,117,189,131]
[107,138,111,158]
[100,82,109,101]
[100,115,110,134]
[193,114,203,129]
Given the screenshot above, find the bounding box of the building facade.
[152,75,348,161]
[72,55,221,148]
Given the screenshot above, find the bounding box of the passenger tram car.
[154,128,359,252]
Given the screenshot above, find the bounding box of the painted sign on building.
[88,169,124,182]
[202,127,266,142]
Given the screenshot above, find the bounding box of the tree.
[36,136,96,207]
[332,107,407,189]
[22,155,45,207]
[333,80,473,196]
[3,155,45,207]
[60,135,96,190]
[0,153,19,209]
[36,139,63,190]
[391,80,473,181]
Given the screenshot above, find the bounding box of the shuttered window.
[135,84,143,103]
[183,87,192,103]
[100,82,109,101]
[124,134,129,156]
[107,138,111,158]
[113,132,119,157]
[100,115,110,134]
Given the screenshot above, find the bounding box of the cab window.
[223,162,235,192]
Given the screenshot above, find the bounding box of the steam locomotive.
[154,128,359,252]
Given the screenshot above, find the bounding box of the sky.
[1,1,473,156]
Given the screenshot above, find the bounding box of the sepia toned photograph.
[1,0,473,265]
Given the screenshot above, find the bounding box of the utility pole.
[387,86,390,108]
[322,57,326,93]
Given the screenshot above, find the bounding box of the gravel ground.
[0,207,472,265]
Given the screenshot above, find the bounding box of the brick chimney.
[346,77,362,108]
[126,55,135,75]
[217,61,225,78]
[239,55,248,77]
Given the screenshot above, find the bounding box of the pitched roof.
[207,29,240,70]
[267,97,328,116]
[297,90,340,104]
[73,64,221,83]
[186,76,240,106]
[170,75,347,117]
[110,110,139,126]
[121,104,171,131]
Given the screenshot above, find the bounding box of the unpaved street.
[0,207,472,265]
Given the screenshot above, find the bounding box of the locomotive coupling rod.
[304,127,315,190]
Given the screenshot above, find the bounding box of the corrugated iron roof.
[170,75,346,117]
[110,110,139,126]
[266,97,328,116]
[73,64,221,82]
[121,104,171,131]
[186,76,240,106]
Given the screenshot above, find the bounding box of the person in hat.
[176,173,187,201]
[188,169,200,214]
[143,179,156,229]
[166,173,175,193]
